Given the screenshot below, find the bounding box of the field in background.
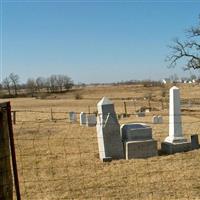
[1,84,200,199]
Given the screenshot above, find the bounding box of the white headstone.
[164,86,187,143]
[80,112,86,125]
[86,114,97,127]
[96,97,124,161]
[69,112,77,122]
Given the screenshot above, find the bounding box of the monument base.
[164,136,187,143]
[125,140,157,159]
[161,141,191,154]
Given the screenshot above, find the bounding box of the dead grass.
[2,84,200,199]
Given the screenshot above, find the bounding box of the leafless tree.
[36,77,46,91]
[9,73,19,96]
[26,78,36,97]
[167,15,200,70]
[2,77,11,95]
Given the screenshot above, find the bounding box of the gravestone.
[137,112,145,117]
[121,123,152,142]
[69,112,77,122]
[161,86,190,154]
[80,112,86,125]
[86,114,97,127]
[96,97,124,161]
[120,123,157,159]
[191,134,199,150]
[157,115,163,124]
[152,116,158,124]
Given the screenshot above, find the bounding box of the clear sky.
[1,0,200,84]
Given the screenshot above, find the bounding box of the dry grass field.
[2,84,200,199]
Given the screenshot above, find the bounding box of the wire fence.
[6,108,199,199]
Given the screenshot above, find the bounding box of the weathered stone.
[126,140,157,159]
[120,123,152,142]
[137,112,145,117]
[157,115,163,124]
[161,142,191,154]
[80,112,86,125]
[120,123,157,159]
[96,97,124,161]
[69,112,77,122]
[86,114,97,127]
[152,116,158,124]
[191,134,199,150]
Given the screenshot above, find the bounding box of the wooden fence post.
[123,101,127,117]
[50,108,54,121]
[0,110,13,200]
[12,111,16,125]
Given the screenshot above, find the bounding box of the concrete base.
[161,141,191,154]
[102,157,112,162]
[191,134,199,150]
[125,140,157,159]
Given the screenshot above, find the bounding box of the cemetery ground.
[2,84,200,199]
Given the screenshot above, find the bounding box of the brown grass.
[2,84,200,200]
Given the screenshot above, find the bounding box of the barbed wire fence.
[1,101,200,199]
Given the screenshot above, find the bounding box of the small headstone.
[96,97,124,161]
[152,116,158,124]
[191,134,199,150]
[157,115,163,124]
[137,112,145,117]
[86,114,97,127]
[69,112,77,122]
[80,112,86,125]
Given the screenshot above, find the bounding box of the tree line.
[2,73,74,97]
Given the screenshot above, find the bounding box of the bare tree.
[26,78,36,97]
[9,73,19,96]
[63,75,73,90]
[2,77,11,95]
[167,15,200,70]
[36,77,46,92]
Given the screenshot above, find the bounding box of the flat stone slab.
[126,140,157,159]
[161,141,191,154]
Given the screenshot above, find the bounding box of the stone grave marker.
[161,86,190,154]
[80,112,86,125]
[152,116,158,124]
[120,123,157,159]
[191,134,199,150]
[69,112,77,122]
[157,115,163,124]
[86,114,97,127]
[96,97,124,161]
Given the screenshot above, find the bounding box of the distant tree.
[26,78,36,97]
[167,15,200,70]
[2,77,11,95]
[56,75,67,92]
[63,75,73,90]
[36,77,46,92]
[9,73,19,96]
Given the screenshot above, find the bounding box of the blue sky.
[1,0,200,83]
